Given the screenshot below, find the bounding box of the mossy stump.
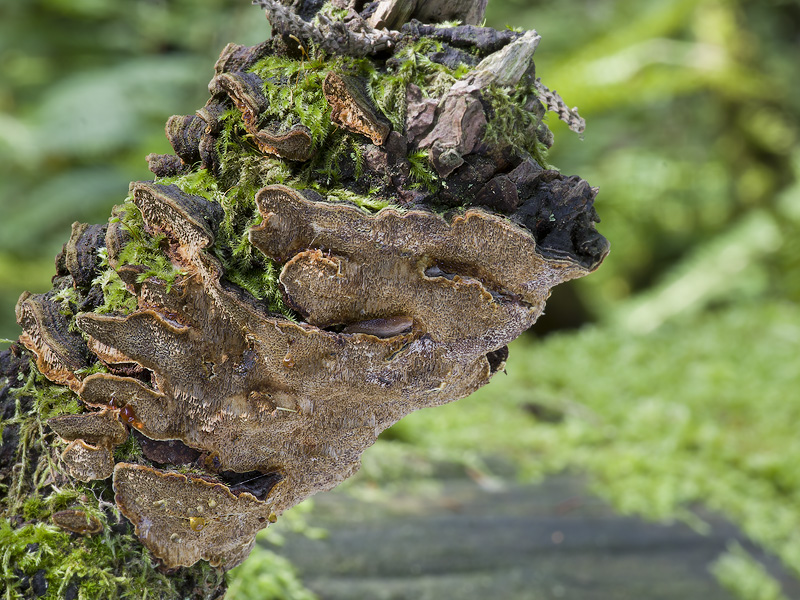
[0,1,607,598]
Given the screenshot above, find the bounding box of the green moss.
[156,158,293,316]
[305,129,351,187]
[46,487,81,514]
[0,518,224,599]
[86,197,184,316]
[407,149,439,192]
[92,247,138,315]
[18,367,80,422]
[324,188,399,213]
[483,82,553,168]
[350,142,365,180]
[22,496,46,520]
[202,35,483,224]
[3,367,78,517]
[314,2,348,23]
[113,431,143,463]
[245,38,472,202]
[74,361,110,378]
[249,51,338,150]
[215,108,292,187]
[368,38,466,132]
[115,200,184,289]
[51,286,79,318]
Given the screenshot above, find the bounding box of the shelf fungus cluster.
[9,0,607,574]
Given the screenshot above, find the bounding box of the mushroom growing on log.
[0,0,608,595]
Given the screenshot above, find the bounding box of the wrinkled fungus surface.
[52,509,104,535]
[8,0,607,574]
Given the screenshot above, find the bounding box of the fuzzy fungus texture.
[1,0,607,594]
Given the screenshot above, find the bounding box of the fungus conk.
[3,0,608,582]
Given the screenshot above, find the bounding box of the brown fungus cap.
[250,184,590,315]
[323,71,391,146]
[113,463,277,569]
[52,510,103,535]
[61,439,115,482]
[209,71,315,161]
[249,123,315,163]
[49,409,128,481]
[48,408,128,447]
[15,291,91,392]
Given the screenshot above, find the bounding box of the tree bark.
[0,2,607,598]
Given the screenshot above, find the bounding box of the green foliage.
[224,503,326,599]
[711,544,789,600]
[512,0,800,319]
[226,542,317,600]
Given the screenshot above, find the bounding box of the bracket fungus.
[52,509,104,535]
[6,0,608,579]
[48,409,128,481]
[323,71,391,145]
[113,463,277,568]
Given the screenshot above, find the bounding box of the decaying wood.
[367,0,489,30]
[1,0,607,591]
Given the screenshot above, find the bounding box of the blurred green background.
[1,0,798,598]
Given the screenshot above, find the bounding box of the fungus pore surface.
[6,0,608,576]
